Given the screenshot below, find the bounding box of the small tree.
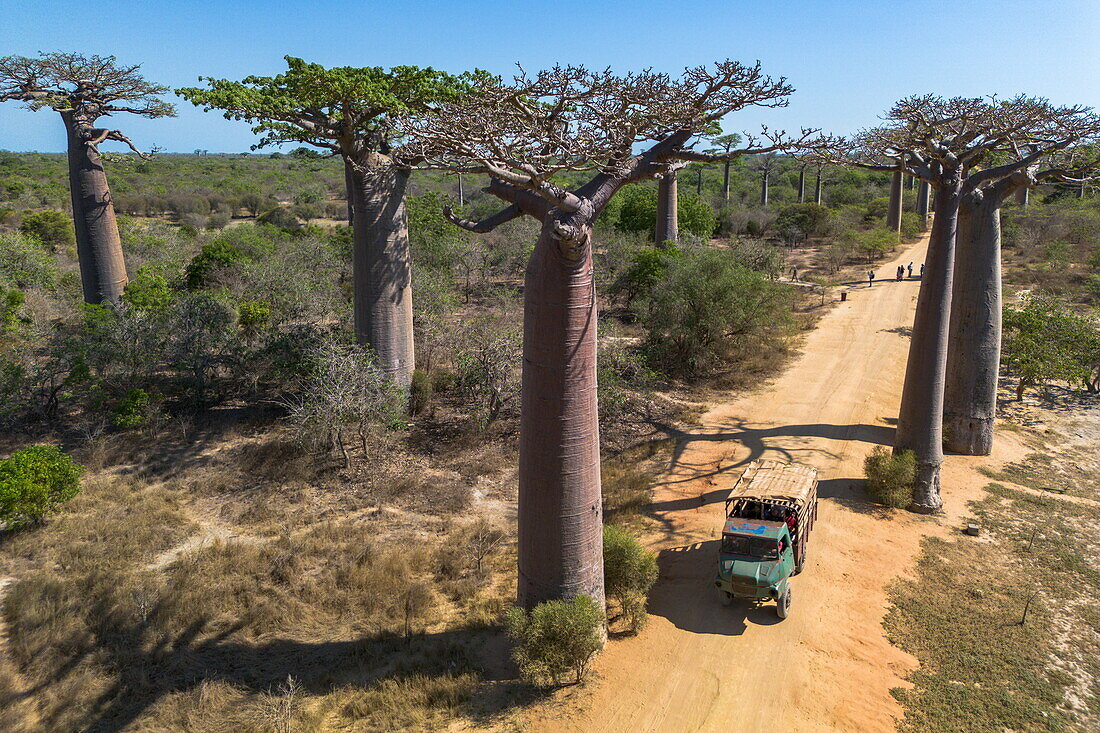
[603,525,658,633]
[0,445,83,528]
[863,446,916,508]
[454,316,521,427]
[1002,293,1100,399]
[505,595,604,685]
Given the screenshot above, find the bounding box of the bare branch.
[443,203,523,233]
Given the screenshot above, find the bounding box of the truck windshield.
[721,534,779,559]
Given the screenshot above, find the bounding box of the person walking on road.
[907,262,913,278]
[896,265,904,281]
[791,266,798,282]
[920,263,925,278]
[868,270,875,287]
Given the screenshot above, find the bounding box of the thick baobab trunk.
[1015,185,1029,209]
[722,161,731,201]
[895,181,960,513]
[517,214,604,611]
[760,169,769,208]
[655,172,678,245]
[349,163,415,386]
[797,166,807,204]
[63,116,128,304]
[915,180,930,231]
[943,190,1003,456]
[886,167,904,232]
[814,169,823,205]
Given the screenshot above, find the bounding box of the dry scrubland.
[2,148,1100,730]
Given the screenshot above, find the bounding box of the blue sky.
[1,0,1098,153]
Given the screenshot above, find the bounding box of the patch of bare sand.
[522,235,1032,733]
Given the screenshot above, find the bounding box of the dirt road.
[528,236,1018,732]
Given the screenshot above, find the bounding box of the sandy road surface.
[527,235,1022,732]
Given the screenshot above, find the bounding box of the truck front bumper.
[714,575,778,600]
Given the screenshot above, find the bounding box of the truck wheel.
[720,591,733,606]
[776,587,791,619]
[793,542,807,575]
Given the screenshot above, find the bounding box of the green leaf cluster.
[505,595,603,685]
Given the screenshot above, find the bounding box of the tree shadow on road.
[646,540,783,636]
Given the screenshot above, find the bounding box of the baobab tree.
[709,131,743,201]
[179,58,477,386]
[944,142,1100,455]
[836,95,1092,511]
[757,152,778,207]
[0,53,174,305]
[654,163,684,245]
[885,159,904,232]
[403,62,812,610]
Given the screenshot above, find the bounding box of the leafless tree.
[401,61,818,609]
[832,95,1100,509]
[0,53,174,304]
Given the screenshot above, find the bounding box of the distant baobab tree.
[403,61,816,611]
[179,58,479,386]
[945,143,1100,455]
[834,95,1100,510]
[709,131,743,201]
[0,52,175,305]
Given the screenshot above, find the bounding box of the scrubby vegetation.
[505,595,604,685]
[603,524,659,633]
[863,446,916,508]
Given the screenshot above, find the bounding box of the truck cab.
[715,518,795,608]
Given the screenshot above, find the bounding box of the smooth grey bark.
[349,163,415,386]
[886,166,904,231]
[457,172,465,206]
[797,166,807,204]
[915,180,930,231]
[943,184,1006,455]
[63,113,128,304]
[760,169,769,207]
[518,210,604,611]
[895,176,961,513]
[814,168,823,204]
[722,160,731,201]
[655,172,678,245]
[1015,185,1029,209]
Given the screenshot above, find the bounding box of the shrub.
[185,239,246,289]
[0,445,83,528]
[609,245,682,306]
[612,184,715,238]
[775,203,831,241]
[409,368,432,415]
[123,267,174,314]
[641,248,792,376]
[603,525,658,633]
[112,388,155,429]
[237,300,272,340]
[505,595,603,685]
[256,206,303,231]
[863,446,916,508]
[18,209,74,249]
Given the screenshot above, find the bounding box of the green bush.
[863,446,916,508]
[409,369,432,415]
[18,209,74,249]
[112,388,154,429]
[603,525,658,633]
[184,239,246,289]
[900,211,922,240]
[0,445,83,528]
[609,245,682,306]
[775,203,831,241]
[505,595,603,685]
[123,267,174,314]
[237,300,272,340]
[641,247,792,376]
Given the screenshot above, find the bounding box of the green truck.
[714,459,819,619]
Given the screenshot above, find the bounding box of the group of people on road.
[868,261,923,287]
